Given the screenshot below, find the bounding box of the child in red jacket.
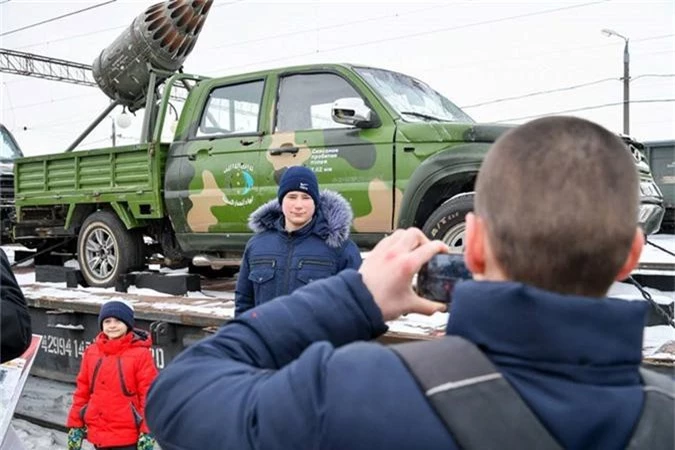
[67,300,158,450]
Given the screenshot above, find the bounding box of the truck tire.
[422,193,474,252]
[77,211,144,288]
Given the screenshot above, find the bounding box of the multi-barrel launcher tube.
[93,0,213,111]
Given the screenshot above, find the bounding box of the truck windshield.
[0,127,23,162]
[355,67,474,123]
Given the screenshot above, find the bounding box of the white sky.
[0,0,673,156]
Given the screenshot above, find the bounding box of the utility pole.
[622,38,630,135]
[601,29,630,135]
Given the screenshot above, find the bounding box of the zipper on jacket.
[282,237,295,295]
[89,358,103,394]
[251,258,276,268]
[298,259,333,269]
[117,357,134,397]
[79,405,88,422]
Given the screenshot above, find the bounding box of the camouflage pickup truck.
[12,64,665,287]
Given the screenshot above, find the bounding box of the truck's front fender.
[397,143,489,228]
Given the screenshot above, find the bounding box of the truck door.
[263,71,396,237]
[168,78,265,236]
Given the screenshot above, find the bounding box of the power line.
[12,0,244,51]
[461,74,675,109]
[207,4,447,51]
[461,78,617,109]
[493,99,675,123]
[14,25,126,51]
[213,0,247,8]
[210,0,609,74]
[419,34,675,76]
[0,0,117,37]
[0,93,98,112]
[632,74,675,81]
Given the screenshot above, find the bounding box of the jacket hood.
[248,190,354,248]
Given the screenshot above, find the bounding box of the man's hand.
[359,228,449,321]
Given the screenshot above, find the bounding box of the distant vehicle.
[0,124,24,241]
[641,140,674,233]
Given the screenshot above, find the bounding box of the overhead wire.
[207,4,448,51]
[461,74,675,109]
[1,93,99,112]
[493,99,675,123]
[10,0,246,51]
[418,34,675,77]
[210,0,610,73]
[461,78,618,109]
[3,0,672,130]
[0,0,118,37]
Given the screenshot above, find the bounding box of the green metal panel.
[14,143,166,219]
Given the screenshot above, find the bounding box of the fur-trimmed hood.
[248,190,354,248]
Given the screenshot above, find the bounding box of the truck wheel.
[77,211,143,287]
[422,193,474,252]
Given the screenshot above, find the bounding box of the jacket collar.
[96,328,152,354]
[446,281,648,367]
[248,190,354,248]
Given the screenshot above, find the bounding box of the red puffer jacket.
[67,329,158,447]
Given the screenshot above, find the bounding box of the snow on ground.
[8,373,96,448]
[10,419,95,450]
[641,234,675,264]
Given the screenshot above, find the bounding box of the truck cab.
[166,64,664,255]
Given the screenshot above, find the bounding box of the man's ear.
[465,212,486,276]
[615,228,645,281]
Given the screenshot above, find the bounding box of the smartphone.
[416,253,472,304]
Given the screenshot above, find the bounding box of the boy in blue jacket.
[147,117,664,450]
[234,165,361,316]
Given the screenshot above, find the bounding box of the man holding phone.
[146,116,672,450]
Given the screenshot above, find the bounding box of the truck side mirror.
[332,97,379,128]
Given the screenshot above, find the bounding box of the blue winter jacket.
[234,190,361,316]
[146,271,649,450]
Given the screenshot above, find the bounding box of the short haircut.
[475,116,639,297]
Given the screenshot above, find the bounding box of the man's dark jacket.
[147,270,648,450]
[234,190,361,316]
[1,248,31,362]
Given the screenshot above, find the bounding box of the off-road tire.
[422,193,474,252]
[77,210,144,287]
